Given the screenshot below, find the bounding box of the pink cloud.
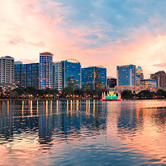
[0,0,166,79]
[153,63,166,68]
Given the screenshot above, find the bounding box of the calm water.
[0,100,166,166]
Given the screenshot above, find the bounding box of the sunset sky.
[0,0,166,78]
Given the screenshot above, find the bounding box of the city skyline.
[2,54,165,80]
[1,0,166,78]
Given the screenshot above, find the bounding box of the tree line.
[0,86,165,99]
[1,87,107,99]
[121,89,166,99]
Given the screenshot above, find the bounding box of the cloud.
[153,63,166,68]
[8,38,45,47]
[1,0,166,78]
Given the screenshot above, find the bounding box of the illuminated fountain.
[101,91,122,101]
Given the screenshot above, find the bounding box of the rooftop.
[137,66,142,70]
[40,52,53,56]
[156,71,165,74]
[66,58,79,63]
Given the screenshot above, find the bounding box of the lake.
[0,100,166,166]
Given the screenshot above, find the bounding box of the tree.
[74,89,83,97]
[62,87,74,97]
[137,90,152,99]
[121,90,133,99]
[157,89,166,98]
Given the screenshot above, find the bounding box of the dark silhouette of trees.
[137,90,153,99]
[121,90,133,99]
[156,89,166,98]
[62,87,74,97]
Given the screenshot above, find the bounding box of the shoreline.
[0,98,165,101]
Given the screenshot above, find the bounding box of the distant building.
[107,77,117,88]
[140,79,157,90]
[0,56,14,84]
[136,66,144,86]
[117,64,136,86]
[61,59,81,89]
[53,62,62,91]
[39,52,54,89]
[150,71,166,88]
[82,66,107,90]
[14,63,39,88]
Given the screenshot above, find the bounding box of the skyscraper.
[82,66,107,90]
[0,56,14,84]
[14,63,39,88]
[117,64,136,86]
[39,52,53,89]
[54,62,62,91]
[136,66,144,86]
[61,59,81,89]
[150,71,166,88]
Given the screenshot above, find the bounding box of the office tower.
[14,63,39,88]
[14,60,23,86]
[117,64,136,86]
[39,52,53,89]
[14,63,22,87]
[0,56,14,84]
[61,59,81,89]
[54,62,62,91]
[82,66,107,90]
[107,77,117,88]
[27,63,39,88]
[150,71,166,88]
[136,66,144,86]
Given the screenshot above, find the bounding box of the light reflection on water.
[0,100,166,165]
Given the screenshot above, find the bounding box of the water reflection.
[0,101,13,142]
[0,100,166,165]
[0,100,107,145]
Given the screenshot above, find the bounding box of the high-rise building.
[0,56,14,84]
[14,63,39,88]
[136,66,144,86]
[39,52,53,89]
[61,59,81,89]
[53,62,62,91]
[82,66,107,90]
[107,77,117,88]
[14,63,22,87]
[117,64,136,86]
[150,71,166,88]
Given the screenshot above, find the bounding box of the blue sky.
[0,0,166,77]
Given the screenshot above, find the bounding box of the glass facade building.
[14,63,39,88]
[136,66,144,86]
[53,62,62,91]
[39,52,53,89]
[61,59,81,89]
[117,64,136,86]
[82,66,107,90]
